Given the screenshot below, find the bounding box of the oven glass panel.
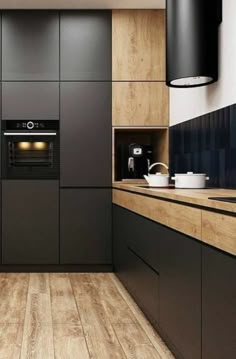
[9,141,53,166]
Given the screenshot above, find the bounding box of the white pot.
[144,162,169,187]
[171,172,210,189]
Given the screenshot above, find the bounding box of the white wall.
[170,0,236,126]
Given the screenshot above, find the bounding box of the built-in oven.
[2,120,59,179]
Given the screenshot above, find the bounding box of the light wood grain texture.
[113,182,236,215]
[91,273,137,324]
[71,274,127,359]
[110,274,175,359]
[113,188,202,240]
[112,10,165,81]
[0,273,172,359]
[21,324,54,359]
[0,273,28,324]
[112,82,169,127]
[0,324,23,358]
[114,323,162,359]
[53,323,90,359]
[25,274,52,324]
[202,211,236,256]
[50,273,80,324]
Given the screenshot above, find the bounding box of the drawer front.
[126,247,159,325]
[202,210,236,256]
[113,189,201,240]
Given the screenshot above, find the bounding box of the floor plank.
[113,323,162,359]
[20,324,54,359]
[0,324,23,359]
[53,323,90,359]
[50,273,81,324]
[0,274,28,324]
[91,273,137,324]
[71,273,127,359]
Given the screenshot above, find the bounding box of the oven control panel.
[2,120,59,131]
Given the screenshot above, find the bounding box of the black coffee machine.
[117,143,153,180]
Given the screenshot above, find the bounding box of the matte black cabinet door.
[160,229,201,359]
[2,11,59,80]
[2,180,59,264]
[60,82,111,187]
[202,246,236,359]
[60,11,111,80]
[2,82,59,120]
[60,189,112,264]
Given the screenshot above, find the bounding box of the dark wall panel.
[2,11,59,81]
[170,104,236,188]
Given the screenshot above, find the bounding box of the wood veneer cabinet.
[112,10,165,81]
[112,82,169,127]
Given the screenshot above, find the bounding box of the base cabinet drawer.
[2,180,59,264]
[60,189,112,264]
[202,245,236,359]
[126,248,159,326]
[113,204,159,325]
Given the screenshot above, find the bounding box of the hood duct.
[166,0,222,88]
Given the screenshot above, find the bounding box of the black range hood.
[166,0,222,88]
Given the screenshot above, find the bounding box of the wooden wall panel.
[112,10,165,81]
[112,82,169,127]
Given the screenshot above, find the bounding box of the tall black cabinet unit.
[1,11,60,266]
[60,11,112,266]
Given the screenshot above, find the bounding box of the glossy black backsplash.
[170,104,236,188]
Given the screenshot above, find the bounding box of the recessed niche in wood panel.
[112,82,169,127]
[113,128,169,181]
[112,10,165,81]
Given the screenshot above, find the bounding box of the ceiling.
[0,0,166,9]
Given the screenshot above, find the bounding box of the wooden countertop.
[113,182,236,256]
[113,182,236,214]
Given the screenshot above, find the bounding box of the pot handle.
[206,177,210,180]
[171,176,176,181]
[149,162,169,173]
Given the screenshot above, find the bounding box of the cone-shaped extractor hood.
[166,0,222,88]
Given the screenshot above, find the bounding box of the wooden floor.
[0,273,175,359]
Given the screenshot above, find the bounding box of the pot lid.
[175,172,207,176]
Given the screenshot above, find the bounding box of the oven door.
[2,131,59,179]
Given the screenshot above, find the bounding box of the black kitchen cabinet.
[2,11,59,81]
[113,204,160,326]
[60,11,111,81]
[60,189,112,264]
[159,229,201,359]
[2,180,59,264]
[60,82,111,187]
[2,82,59,120]
[202,245,236,359]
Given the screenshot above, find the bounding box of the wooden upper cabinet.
[112,81,169,126]
[112,10,165,81]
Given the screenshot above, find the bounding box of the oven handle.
[3,132,57,136]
